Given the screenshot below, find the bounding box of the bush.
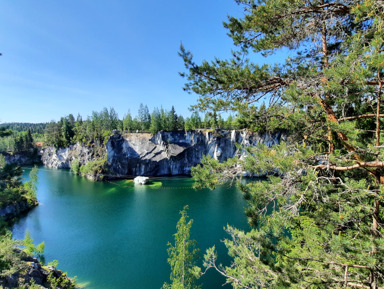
[79,158,106,180]
[70,159,80,175]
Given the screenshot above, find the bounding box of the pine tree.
[25,129,34,149]
[123,112,134,132]
[183,0,384,288]
[168,106,178,131]
[150,108,162,134]
[137,104,151,131]
[162,206,200,289]
[190,112,202,129]
[160,107,169,131]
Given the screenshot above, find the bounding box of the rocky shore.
[1,252,75,289]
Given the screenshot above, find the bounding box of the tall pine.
[162,206,200,289]
[183,0,384,288]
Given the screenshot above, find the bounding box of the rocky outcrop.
[107,130,284,177]
[2,150,41,166]
[40,143,99,169]
[1,253,76,289]
[40,130,285,179]
[0,198,37,221]
[134,176,149,185]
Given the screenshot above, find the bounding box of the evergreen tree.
[143,105,151,131]
[162,206,200,289]
[76,114,83,123]
[150,108,162,134]
[138,104,151,131]
[182,0,384,288]
[224,115,234,129]
[123,112,134,132]
[168,106,178,131]
[190,112,202,129]
[13,135,24,152]
[160,108,169,131]
[177,115,185,130]
[184,118,192,131]
[67,114,75,127]
[202,114,210,129]
[25,129,34,149]
[0,127,12,138]
[61,118,74,147]
[45,121,63,147]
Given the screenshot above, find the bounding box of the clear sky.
[0,0,283,123]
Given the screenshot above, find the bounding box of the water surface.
[13,167,248,289]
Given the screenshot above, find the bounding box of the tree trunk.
[377,71,382,146]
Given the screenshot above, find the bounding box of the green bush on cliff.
[70,159,80,174]
[79,158,106,180]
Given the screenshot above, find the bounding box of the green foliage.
[70,159,80,174]
[47,272,76,289]
[48,259,59,269]
[183,0,384,287]
[0,231,26,278]
[0,123,46,135]
[123,112,135,132]
[0,157,37,208]
[24,166,38,203]
[162,206,200,289]
[44,105,241,146]
[23,231,45,263]
[79,158,106,180]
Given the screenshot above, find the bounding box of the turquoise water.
[13,167,248,289]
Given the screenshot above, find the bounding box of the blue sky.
[0,0,284,123]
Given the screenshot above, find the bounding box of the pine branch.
[314,161,384,171]
[338,114,384,122]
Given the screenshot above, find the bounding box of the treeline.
[1,104,279,150]
[0,122,47,134]
[44,105,242,148]
[0,128,35,153]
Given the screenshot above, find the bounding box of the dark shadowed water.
[13,167,248,289]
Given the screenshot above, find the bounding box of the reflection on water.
[13,167,248,289]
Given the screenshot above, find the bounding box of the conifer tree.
[183,0,384,288]
[162,206,200,289]
[123,112,134,132]
[168,106,178,131]
[150,108,162,134]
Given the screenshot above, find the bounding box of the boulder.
[134,176,149,185]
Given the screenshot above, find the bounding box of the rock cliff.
[40,130,285,179]
[106,130,284,177]
[40,143,95,169]
[2,150,41,166]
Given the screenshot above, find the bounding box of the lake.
[13,167,248,289]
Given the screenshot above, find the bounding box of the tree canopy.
[184,0,384,288]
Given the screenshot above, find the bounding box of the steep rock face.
[40,143,96,169]
[106,130,284,177]
[40,130,284,178]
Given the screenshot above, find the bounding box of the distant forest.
[0,122,47,134]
